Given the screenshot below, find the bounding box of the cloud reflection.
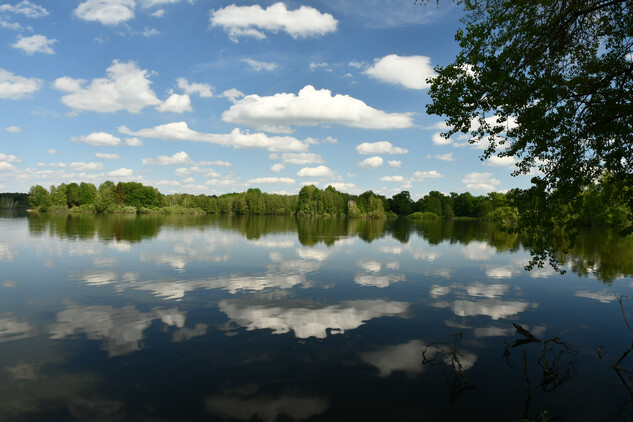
[49,305,187,357]
[361,340,425,377]
[452,299,531,320]
[219,298,410,339]
[205,394,328,422]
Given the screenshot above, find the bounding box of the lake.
[1,213,633,421]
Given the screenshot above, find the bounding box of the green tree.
[28,185,52,210]
[66,183,80,207]
[424,0,633,267]
[78,182,97,206]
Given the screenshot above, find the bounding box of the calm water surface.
[1,213,633,421]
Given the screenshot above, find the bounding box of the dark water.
[1,213,633,421]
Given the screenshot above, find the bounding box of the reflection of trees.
[26,214,633,283]
[28,213,161,243]
[559,228,633,284]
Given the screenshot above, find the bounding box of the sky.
[0,0,534,198]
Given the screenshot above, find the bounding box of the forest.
[17,175,631,229]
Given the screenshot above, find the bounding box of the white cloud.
[220,88,244,103]
[12,34,56,55]
[119,121,308,152]
[71,132,122,146]
[53,60,160,113]
[156,93,192,113]
[4,126,21,133]
[95,153,120,160]
[70,161,104,171]
[432,132,452,145]
[210,3,338,42]
[108,168,133,177]
[151,8,165,17]
[435,152,455,161]
[485,156,516,167]
[326,182,359,193]
[387,160,401,168]
[177,78,213,98]
[0,1,49,18]
[74,0,136,25]
[125,137,143,147]
[47,149,58,155]
[248,177,295,184]
[0,162,16,171]
[268,152,324,165]
[379,175,404,182]
[222,85,414,132]
[242,58,278,72]
[0,153,21,163]
[348,60,365,69]
[270,163,285,172]
[142,27,160,37]
[452,299,530,320]
[296,165,336,178]
[142,151,192,165]
[310,62,330,71]
[413,170,443,180]
[356,141,407,155]
[462,172,501,191]
[359,156,384,169]
[0,68,42,99]
[364,55,436,89]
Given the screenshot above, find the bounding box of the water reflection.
[3,214,633,421]
[49,305,186,357]
[219,298,410,339]
[25,214,633,283]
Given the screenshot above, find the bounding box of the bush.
[406,211,439,220]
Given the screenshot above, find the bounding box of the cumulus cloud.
[177,78,213,98]
[71,132,122,146]
[108,168,133,177]
[326,182,359,193]
[210,2,338,42]
[95,153,120,160]
[0,1,49,18]
[248,177,295,184]
[486,156,516,167]
[435,152,455,161]
[379,175,404,182]
[53,60,161,113]
[413,170,443,180]
[356,141,407,155]
[156,93,192,113]
[270,163,285,172]
[74,0,136,25]
[4,126,21,133]
[0,68,42,99]
[432,132,452,146]
[365,55,436,89]
[359,156,384,169]
[125,137,143,147]
[222,85,414,132]
[70,161,104,171]
[387,160,401,168]
[142,151,192,165]
[268,152,324,165]
[0,153,21,163]
[12,34,56,55]
[119,121,308,152]
[310,62,330,71]
[462,172,501,191]
[296,165,336,178]
[242,58,278,72]
[220,88,244,103]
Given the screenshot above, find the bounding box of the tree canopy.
[425,0,633,268]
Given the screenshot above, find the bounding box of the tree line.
[23,176,631,227]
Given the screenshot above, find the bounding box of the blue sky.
[0,0,533,197]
